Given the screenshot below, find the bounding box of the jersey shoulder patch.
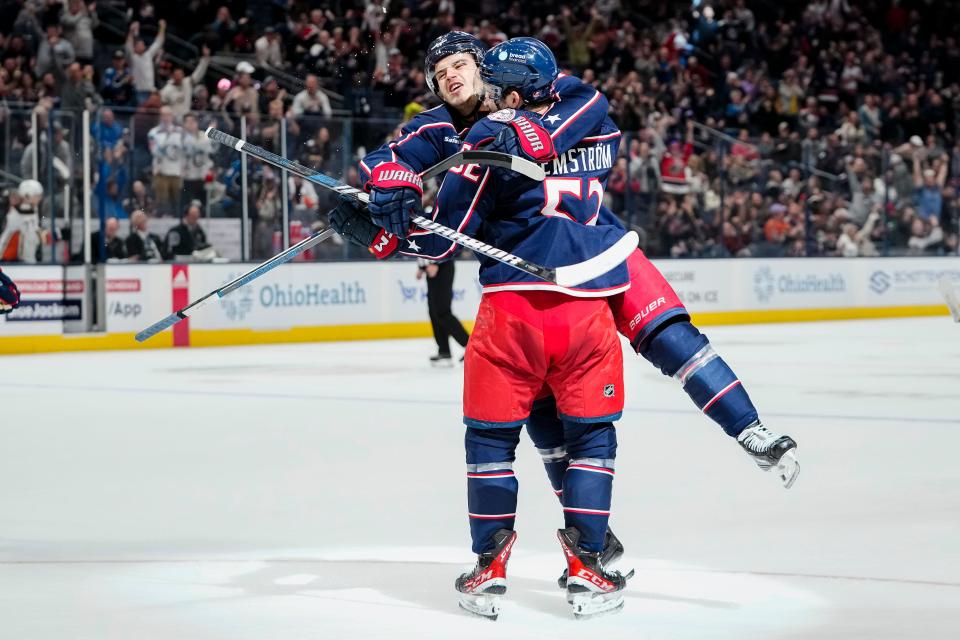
[487,108,517,123]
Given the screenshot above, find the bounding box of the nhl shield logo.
[603,384,615,398]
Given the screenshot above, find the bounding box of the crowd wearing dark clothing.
[2,1,960,261]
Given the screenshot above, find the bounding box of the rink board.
[0,257,957,354]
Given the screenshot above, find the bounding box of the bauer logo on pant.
[603,384,615,398]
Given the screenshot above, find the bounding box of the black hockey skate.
[557,527,624,589]
[557,527,633,619]
[455,529,517,620]
[737,422,800,488]
[430,353,454,368]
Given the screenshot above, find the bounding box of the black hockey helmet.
[425,31,487,97]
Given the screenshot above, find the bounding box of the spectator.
[206,5,238,50]
[836,210,881,257]
[91,108,124,153]
[165,203,210,258]
[181,113,214,208]
[125,209,165,261]
[101,49,135,107]
[914,153,947,221]
[90,216,126,262]
[225,61,259,118]
[298,125,333,173]
[660,123,695,194]
[20,113,71,187]
[160,47,210,121]
[288,173,319,223]
[147,106,185,216]
[35,25,75,78]
[60,62,101,113]
[253,173,280,258]
[126,20,166,104]
[60,0,98,65]
[124,180,154,215]
[290,73,332,123]
[907,217,944,255]
[95,142,128,220]
[260,97,299,152]
[257,76,286,114]
[255,27,284,68]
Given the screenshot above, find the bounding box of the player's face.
[434,53,481,111]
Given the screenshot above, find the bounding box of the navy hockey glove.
[365,161,423,238]
[0,268,20,314]
[487,114,558,164]
[329,200,399,259]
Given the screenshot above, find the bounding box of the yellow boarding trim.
[690,305,949,325]
[189,321,475,347]
[0,306,947,354]
[0,331,173,355]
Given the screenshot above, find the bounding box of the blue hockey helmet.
[425,31,487,97]
[480,37,558,106]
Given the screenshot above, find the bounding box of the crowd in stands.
[0,0,958,262]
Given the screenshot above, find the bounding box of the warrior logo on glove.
[366,161,425,238]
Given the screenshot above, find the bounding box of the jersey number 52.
[541,177,604,226]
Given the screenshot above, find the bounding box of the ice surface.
[1,317,958,639]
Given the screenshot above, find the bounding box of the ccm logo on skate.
[497,535,517,562]
[576,569,615,592]
[465,569,494,591]
[628,296,667,331]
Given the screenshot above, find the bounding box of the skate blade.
[430,359,454,369]
[568,590,625,619]
[777,450,800,489]
[458,592,502,620]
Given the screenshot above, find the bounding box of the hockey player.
[0,180,46,263]
[328,30,631,588]
[403,39,634,619]
[0,268,20,314]
[334,31,799,494]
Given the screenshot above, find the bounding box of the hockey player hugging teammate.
[409,38,633,620]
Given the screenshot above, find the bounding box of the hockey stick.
[135,228,337,342]
[135,145,551,342]
[939,274,960,323]
[205,127,638,288]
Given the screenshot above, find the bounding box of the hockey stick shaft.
[205,127,559,282]
[135,228,336,342]
[137,143,546,342]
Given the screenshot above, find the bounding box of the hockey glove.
[366,161,424,238]
[329,200,399,260]
[487,115,558,164]
[0,268,20,314]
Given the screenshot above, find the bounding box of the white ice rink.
[1,317,959,639]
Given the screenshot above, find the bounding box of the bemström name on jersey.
[545,141,615,176]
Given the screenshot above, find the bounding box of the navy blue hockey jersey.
[358,75,630,295]
[402,108,631,296]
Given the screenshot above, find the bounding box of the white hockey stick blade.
[939,274,960,323]
[553,231,639,288]
[509,155,546,180]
